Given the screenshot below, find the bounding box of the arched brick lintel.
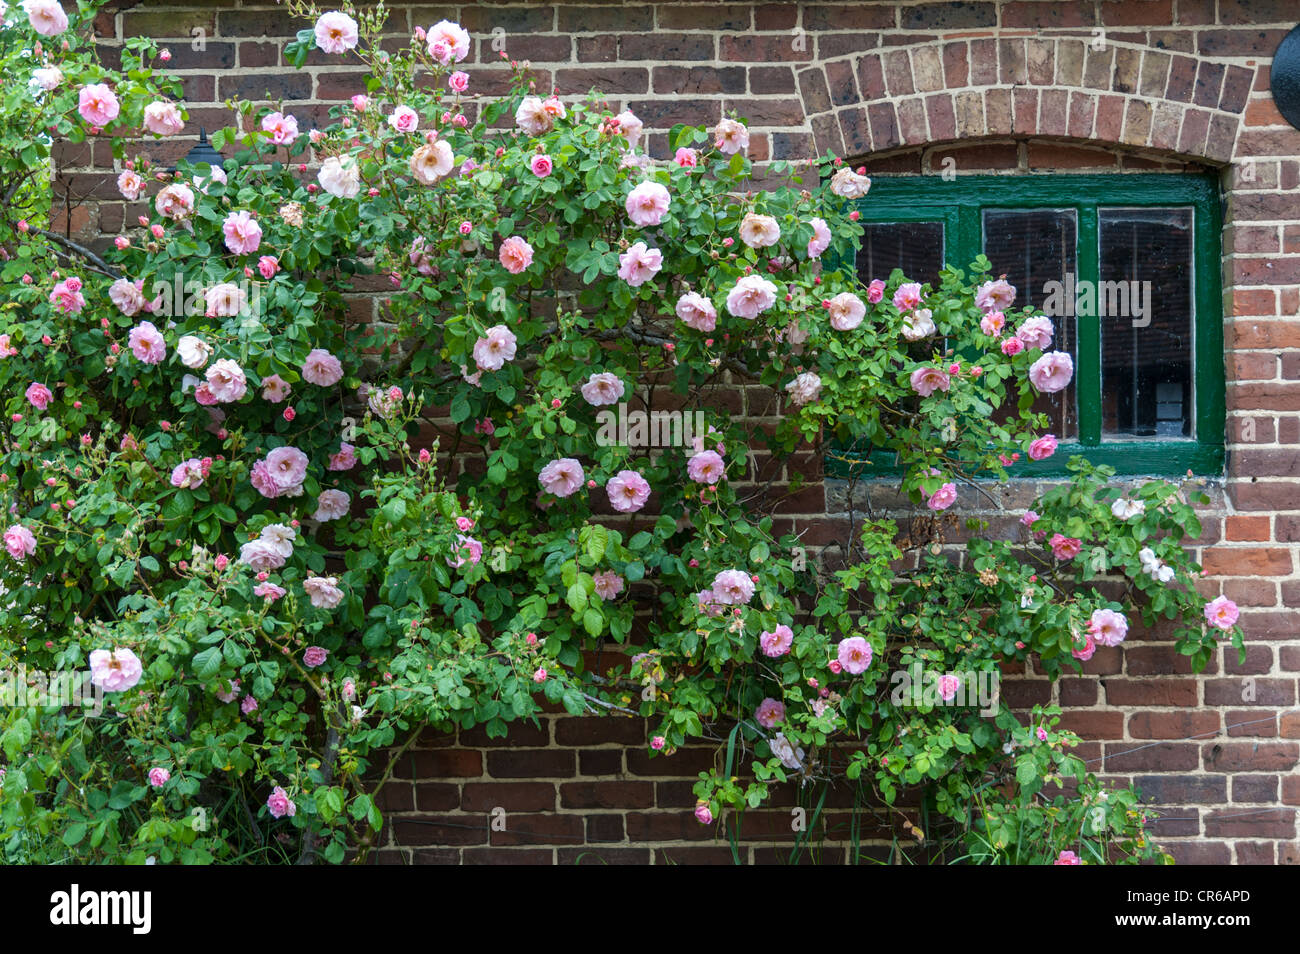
[797,37,1256,166]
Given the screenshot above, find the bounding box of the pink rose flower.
[498,235,534,274]
[826,292,866,331]
[806,217,832,258]
[532,667,547,684]
[593,570,624,600]
[328,442,358,471]
[539,458,584,498]
[617,242,663,287]
[1204,595,1239,631]
[866,279,886,303]
[1021,510,1039,528]
[314,10,359,54]
[687,450,725,484]
[205,359,247,403]
[88,647,143,692]
[714,118,749,154]
[1001,336,1025,356]
[241,695,259,715]
[388,105,419,133]
[4,525,37,561]
[302,348,344,386]
[892,282,923,313]
[615,109,643,148]
[530,153,554,178]
[170,458,205,489]
[77,83,120,126]
[1028,351,1074,394]
[1028,434,1058,461]
[938,674,961,701]
[303,576,344,609]
[739,213,780,248]
[1088,607,1128,647]
[313,489,350,522]
[25,382,52,410]
[1054,850,1082,865]
[755,697,786,728]
[836,636,873,675]
[975,278,1016,313]
[725,275,778,319]
[909,366,951,397]
[155,183,195,220]
[128,321,166,364]
[759,624,794,657]
[143,101,184,136]
[1072,631,1097,661]
[253,581,286,602]
[117,170,146,200]
[23,0,70,35]
[261,371,291,401]
[675,292,718,331]
[303,646,329,668]
[674,147,698,167]
[606,470,651,513]
[448,534,483,568]
[266,786,297,819]
[625,181,671,228]
[109,278,147,316]
[449,71,470,93]
[979,310,1005,336]
[1015,315,1054,350]
[580,371,624,406]
[425,19,470,64]
[1049,533,1082,560]
[49,277,86,314]
[222,210,262,255]
[710,569,754,605]
[260,110,298,144]
[472,324,518,372]
[148,767,170,788]
[694,800,714,825]
[784,372,822,406]
[927,482,957,511]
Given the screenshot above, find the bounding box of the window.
[830,173,1225,477]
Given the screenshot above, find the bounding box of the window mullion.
[1077,205,1101,446]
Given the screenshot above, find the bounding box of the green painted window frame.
[827,172,1225,478]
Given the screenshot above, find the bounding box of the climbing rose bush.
[0,1,1241,864]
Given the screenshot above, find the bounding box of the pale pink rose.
[1049,533,1082,560]
[1054,850,1082,865]
[143,101,184,136]
[980,310,1005,336]
[266,786,296,819]
[25,382,52,410]
[1015,315,1054,350]
[498,235,534,274]
[22,0,70,36]
[260,110,299,144]
[31,65,63,90]
[725,275,778,319]
[927,482,957,511]
[222,210,262,255]
[1021,510,1040,528]
[367,382,401,420]
[176,335,211,369]
[205,359,247,403]
[303,576,344,609]
[472,324,518,372]
[617,242,663,287]
[806,217,832,258]
[313,489,350,522]
[4,525,37,561]
[909,366,951,397]
[515,96,553,136]
[1072,631,1097,661]
[759,624,794,657]
[409,237,436,275]
[317,155,361,199]
[675,292,718,331]
[257,255,279,279]
[258,374,290,403]
[785,371,822,406]
[264,446,309,494]
[937,674,961,701]
[1001,337,1024,356]
[1204,596,1240,631]
[530,153,553,178]
[410,140,454,184]
[625,181,671,228]
[448,534,483,568]
[593,570,625,600]
[866,279,886,303]
[687,450,725,484]
[239,538,285,572]
[696,589,725,617]
[975,278,1016,313]
[314,10,359,53]
[1089,608,1129,647]
[280,202,305,226]
[755,697,786,728]
[241,695,259,715]
[49,278,85,314]
[694,801,714,825]
[170,458,205,489]
[449,71,470,93]
[253,581,286,602]
[259,524,296,558]
[88,647,143,692]
[1029,351,1074,393]
[711,569,754,605]
[329,442,358,471]
[829,167,871,198]
[303,646,329,668]
[193,383,218,406]
[109,278,147,316]
[154,183,195,220]
[341,678,357,701]
[606,470,651,513]
[426,19,470,64]
[892,282,923,312]
[901,308,936,341]
[128,321,166,364]
[714,118,749,155]
[674,147,698,167]
[302,348,343,386]
[827,292,866,331]
[539,458,584,498]
[148,767,170,787]
[77,83,119,126]
[739,212,781,248]
[836,636,873,675]
[117,170,146,200]
[216,679,241,703]
[204,283,247,318]
[615,109,643,149]
[580,372,624,406]
[388,105,419,133]
[1028,434,1058,461]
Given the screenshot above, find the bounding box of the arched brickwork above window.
[796,37,1256,164]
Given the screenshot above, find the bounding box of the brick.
[1204,808,1295,839]
[1105,678,1199,706]
[1105,741,1200,772]
[486,750,575,778]
[1201,547,1293,576]
[1134,773,1226,804]
[559,781,654,810]
[901,3,997,30]
[461,847,552,865]
[1128,710,1220,739]
[407,749,482,779]
[1202,741,1299,772]
[394,816,485,846]
[461,782,556,813]
[1206,678,1296,707]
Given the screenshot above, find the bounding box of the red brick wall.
[79,0,1299,864]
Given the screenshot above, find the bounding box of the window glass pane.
[982,209,1078,440]
[1099,207,1194,439]
[857,221,944,288]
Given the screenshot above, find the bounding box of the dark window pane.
[857,221,944,287]
[982,209,1079,440]
[1099,208,1194,439]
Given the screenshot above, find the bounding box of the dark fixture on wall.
[1272,25,1300,131]
[168,127,223,173]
